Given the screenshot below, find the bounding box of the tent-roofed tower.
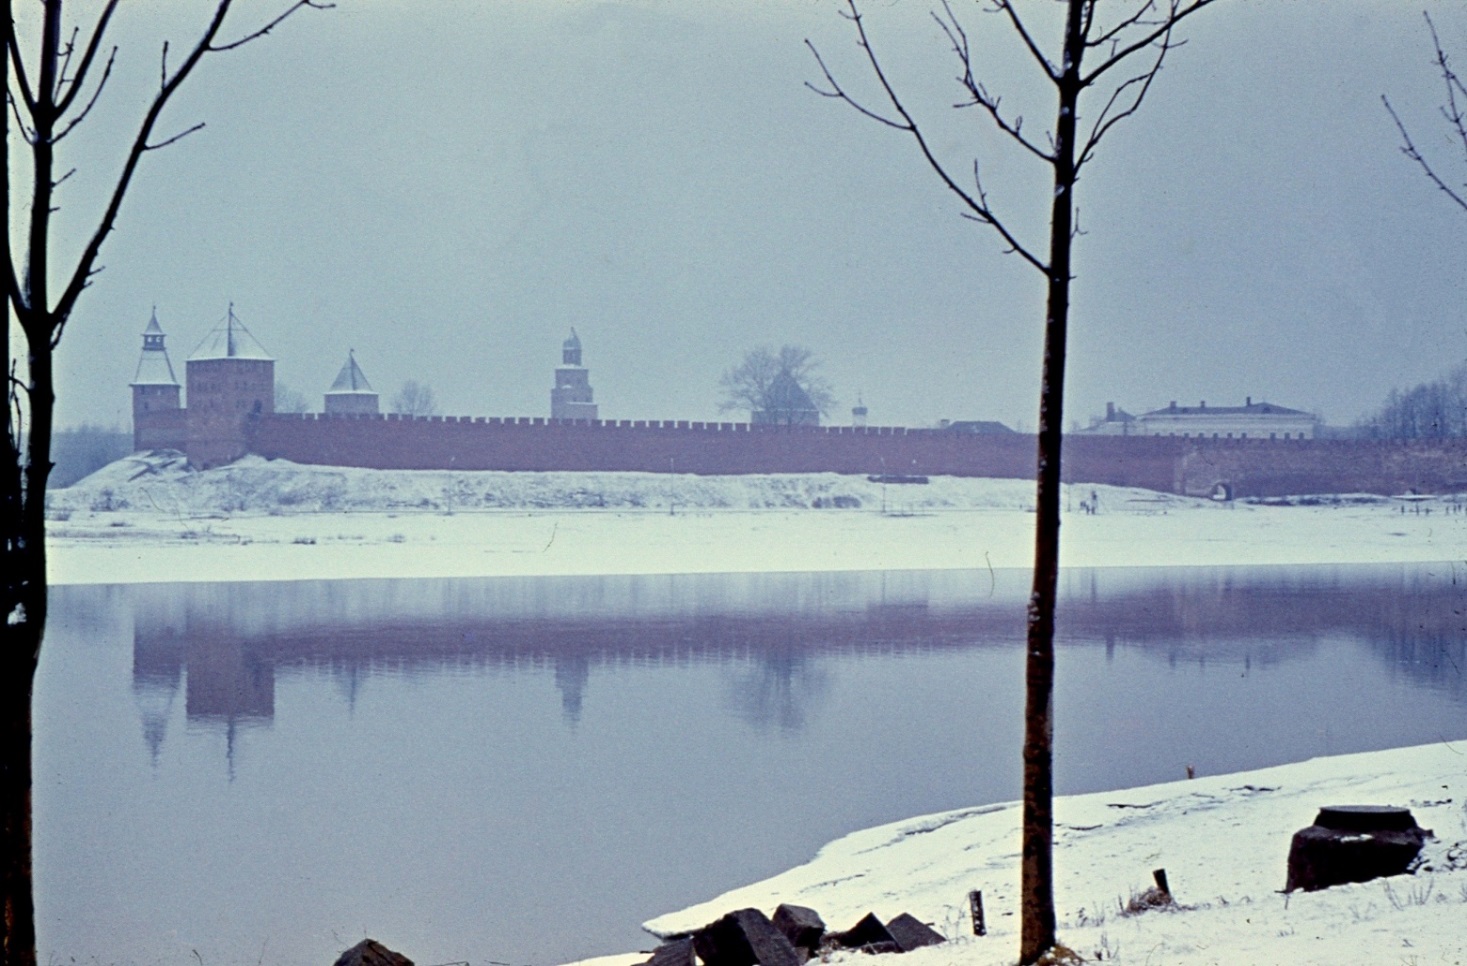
[753,370,820,427]
[185,304,275,468]
[324,350,379,415]
[130,308,185,451]
[551,328,598,422]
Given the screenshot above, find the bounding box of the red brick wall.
[1175,438,1467,498]
[133,400,186,452]
[249,414,1467,496]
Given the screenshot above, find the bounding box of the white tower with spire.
[130,308,183,451]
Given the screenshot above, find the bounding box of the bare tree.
[5,3,326,962]
[1384,12,1467,214]
[1359,360,1467,438]
[719,344,835,425]
[275,380,311,415]
[807,1,1216,960]
[391,379,440,417]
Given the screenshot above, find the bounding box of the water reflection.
[124,565,1466,753]
[37,563,1466,966]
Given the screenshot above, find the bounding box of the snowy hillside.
[48,451,1191,515]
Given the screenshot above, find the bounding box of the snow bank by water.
[44,454,1467,585]
[625,741,1467,966]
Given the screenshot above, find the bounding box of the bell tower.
[551,328,598,422]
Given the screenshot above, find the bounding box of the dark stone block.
[772,904,825,953]
[885,913,945,951]
[1315,805,1420,833]
[1285,805,1431,892]
[331,939,413,966]
[693,908,803,966]
[830,913,895,950]
[643,937,696,966]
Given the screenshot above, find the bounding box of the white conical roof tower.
[131,308,180,387]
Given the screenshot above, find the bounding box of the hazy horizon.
[13,1,1466,433]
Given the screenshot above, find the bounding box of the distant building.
[1077,402,1138,436]
[1137,398,1317,440]
[130,308,183,451]
[939,419,1015,435]
[851,396,868,428]
[323,350,379,415]
[752,371,820,427]
[551,329,598,422]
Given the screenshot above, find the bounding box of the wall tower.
[130,308,185,451]
[551,328,598,422]
[186,305,274,468]
[323,350,379,415]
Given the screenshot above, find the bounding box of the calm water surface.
[35,563,1467,965]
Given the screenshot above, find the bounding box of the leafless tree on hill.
[719,344,835,424]
[807,0,1218,960]
[391,379,440,417]
[1384,12,1467,215]
[5,2,327,962]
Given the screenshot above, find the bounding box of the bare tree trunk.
[1,639,40,966]
[1018,5,1084,958]
[6,4,324,960]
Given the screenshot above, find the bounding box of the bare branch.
[811,0,1048,273]
[53,167,78,189]
[1077,43,1168,171]
[805,41,908,130]
[1082,0,1219,87]
[6,16,39,113]
[960,158,1049,272]
[991,0,1057,80]
[1424,13,1467,168]
[1084,0,1160,52]
[936,2,1054,162]
[1384,94,1467,213]
[54,0,120,114]
[210,0,334,52]
[7,249,25,319]
[52,0,326,334]
[144,121,206,152]
[52,47,117,143]
[6,89,37,143]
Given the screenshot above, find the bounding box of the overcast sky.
[13,0,1467,432]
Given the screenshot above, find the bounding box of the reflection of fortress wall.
[126,567,1466,732]
[250,416,1467,496]
[183,633,274,723]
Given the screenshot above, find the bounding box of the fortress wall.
[251,414,1187,488]
[249,414,1467,496]
[1175,437,1467,498]
[253,415,1037,477]
[134,408,187,452]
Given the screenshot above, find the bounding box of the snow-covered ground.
[46,455,1467,964]
[45,452,1467,584]
[621,742,1467,966]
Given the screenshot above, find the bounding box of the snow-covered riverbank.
[44,454,1467,584]
[610,742,1466,966]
